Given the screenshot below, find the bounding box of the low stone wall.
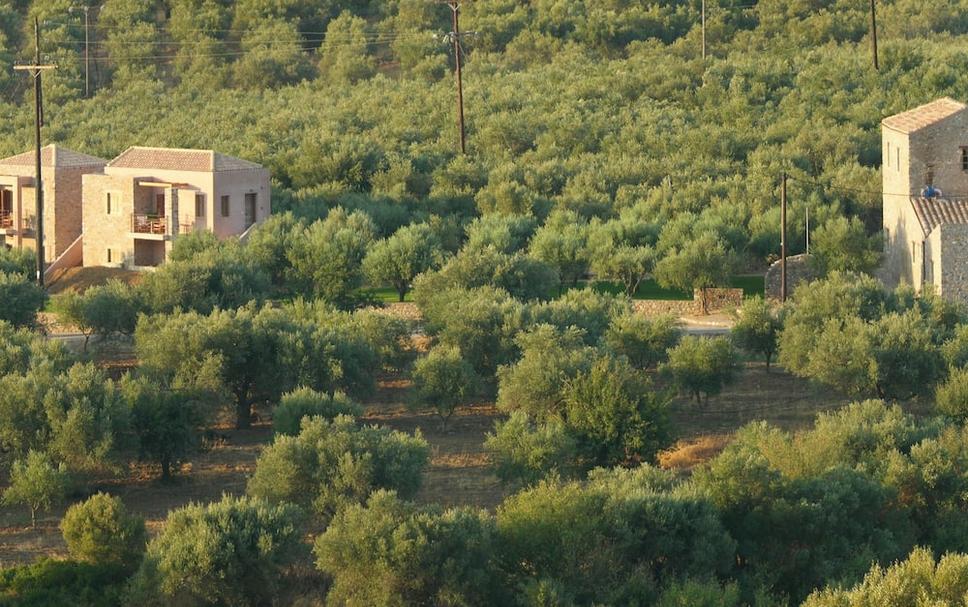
[765,254,819,300]
[633,288,744,316]
[367,302,423,322]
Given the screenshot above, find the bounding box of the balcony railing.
[132,214,167,235]
[0,210,11,229]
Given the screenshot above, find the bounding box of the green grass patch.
[364,286,413,303]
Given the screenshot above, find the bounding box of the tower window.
[961,147,968,171]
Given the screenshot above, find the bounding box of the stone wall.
[632,288,744,316]
[938,223,968,307]
[765,254,819,300]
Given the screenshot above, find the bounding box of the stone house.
[882,97,968,305]
[81,147,271,269]
[0,145,107,264]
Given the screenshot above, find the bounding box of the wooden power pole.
[446,1,467,154]
[14,18,56,286]
[780,172,788,302]
[870,0,879,70]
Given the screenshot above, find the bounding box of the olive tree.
[2,450,69,527]
[60,492,146,568]
[654,234,736,314]
[127,496,305,607]
[314,490,505,606]
[363,222,444,301]
[604,313,681,369]
[409,345,477,427]
[247,415,429,521]
[272,387,362,436]
[50,280,143,350]
[0,271,45,328]
[663,336,739,404]
[731,296,781,370]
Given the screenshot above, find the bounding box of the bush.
[248,415,429,520]
[127,496,305,607]
[0,558,128,607]
[60,493,146,568]
[664,336,739,403]
[272,387,362,436]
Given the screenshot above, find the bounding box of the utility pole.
[805,203,810,255]
[70,5,92,97]
[446,1,466,154]
[780,172,788,302]
[870,0,879,70]
[701,0,706,60]
[14,18,56,286]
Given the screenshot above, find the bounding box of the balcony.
[132,214,168,236]
[0,210,11,229]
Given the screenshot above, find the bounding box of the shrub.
[0,558,128,607]
[60,493,146,568]
[127,496,305,607]
[273,387,362,436]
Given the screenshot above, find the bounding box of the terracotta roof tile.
[108,146,263,172]
[0,144,106,168]
[883,98,967,134]
[910,196,968,236]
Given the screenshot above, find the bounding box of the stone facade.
[81,147,271,269]
[765,254,820,300]
[0,146,106,264]
[881,98,968,306]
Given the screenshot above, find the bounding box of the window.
[886,141,891,163]
[897,148,901,171]
[195,193,205,218]
[220,195,230,217]
[961,147,968,171]
[105,192,113,215]
[106,249,112,263]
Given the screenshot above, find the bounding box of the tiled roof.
[882,98,967,134]
[108,146,263,172]
[0,144,106,168]
[911,196,968,236]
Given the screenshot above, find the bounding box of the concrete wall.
[212,168,271,238]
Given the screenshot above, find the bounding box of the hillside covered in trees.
[0,0,961,269]
[3,1,968,606]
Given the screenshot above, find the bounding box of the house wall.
[82,173,138,267]
[910,111,968,196]
[212,168,271,238]
[0,162,105,262]
[937,223,968,306]
[882,127,917,289]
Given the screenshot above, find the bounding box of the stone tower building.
[882,97,968,305]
